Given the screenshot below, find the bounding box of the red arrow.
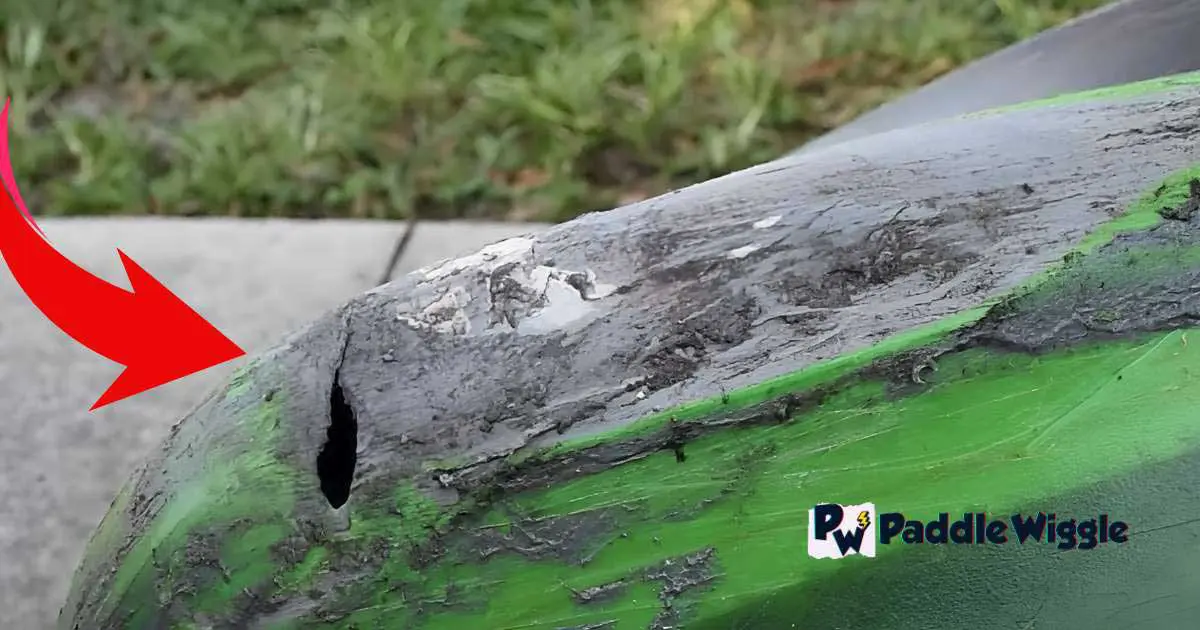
[0,100,245,410]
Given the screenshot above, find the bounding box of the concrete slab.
[0,217,547,629]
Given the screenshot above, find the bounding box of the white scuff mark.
[591,282,618,298]
[396,286,473,335]
[411,244,619,334]
[581,269,617,300]
[419,236,535,281]
[515,266,599,335]
[726,244,761,259]
[753,215,782,229]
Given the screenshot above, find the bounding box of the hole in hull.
[317,372,357,509]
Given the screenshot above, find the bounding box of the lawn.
[0,0,1108,223]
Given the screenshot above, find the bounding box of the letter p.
[812,503,845,540]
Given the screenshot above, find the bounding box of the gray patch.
[463,508,623,566]
[479,186,1200,502]
[645,547,718,630]
[566,579,628,606]
[639,292,762,392]
[779,210,980,310]
[974,209,1200,351]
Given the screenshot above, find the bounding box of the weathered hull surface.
[61,75,1200,630]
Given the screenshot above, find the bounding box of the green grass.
[0,0,1108,222]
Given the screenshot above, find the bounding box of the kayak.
[59,2,1200,628]
[59,69,1200,629]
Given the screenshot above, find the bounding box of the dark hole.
[317,373,358,509]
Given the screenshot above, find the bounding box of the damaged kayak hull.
[60,76,1200,630]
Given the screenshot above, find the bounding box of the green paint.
[277,545,330,593]
[1024,237,1200,311]
[98,388,299,624]
[408,328,1200,628]
[1079,164,1200,250]
[517,305,989,462]
[312,484,460,629]
[223,362,256,401]
[971,69,1200,117]
[194,522,292,613]
[987,164,1200,316]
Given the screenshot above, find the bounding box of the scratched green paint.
[399,328,1200,629]
[90,377,298,625]
[78,478,133,569]
[275,545,330,593]
[519,305,989,461]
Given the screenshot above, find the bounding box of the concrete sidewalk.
[0,217,547,629]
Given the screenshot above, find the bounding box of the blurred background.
[2,0,1107,225]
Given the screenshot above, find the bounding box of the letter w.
[833,527,867,555]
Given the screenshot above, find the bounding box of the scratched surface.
[0,218,545,630]
[56,82,1200,628]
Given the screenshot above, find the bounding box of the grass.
[0,0,1108,222]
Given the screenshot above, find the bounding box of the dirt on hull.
[59,81,1200,630]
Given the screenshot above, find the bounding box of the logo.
[807,503,1131,560]
[808,502,877,558]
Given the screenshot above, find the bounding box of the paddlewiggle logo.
[807,503,1130,559]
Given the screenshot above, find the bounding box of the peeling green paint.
[311,484,461,629]
[305,324,1197,629]
[95,383,300,625]
[276,545,329,593]
[393,166,1200,628]
[1084,165,1200,251]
